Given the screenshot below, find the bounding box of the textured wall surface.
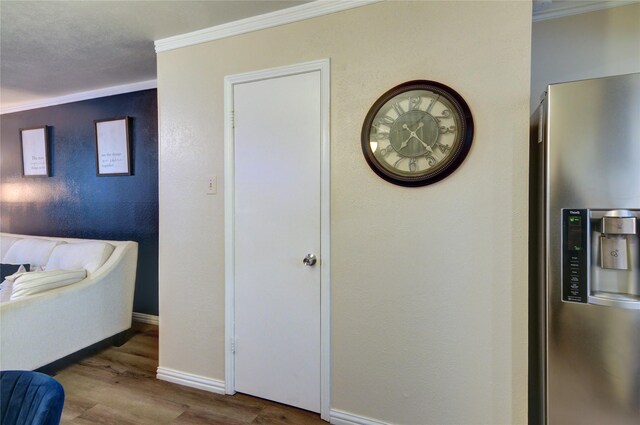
[157,1,531,423]
[531,3,640,112]
[0,89,158,315]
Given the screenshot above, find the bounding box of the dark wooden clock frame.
[361,80,474,187]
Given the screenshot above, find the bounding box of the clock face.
[361,80,473,187]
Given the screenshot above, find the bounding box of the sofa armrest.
[0,241,138,370]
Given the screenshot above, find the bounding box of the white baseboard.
[132,312,159,325]
[330,409,390,425]
[156,367,225,395]
[155,369,386,424]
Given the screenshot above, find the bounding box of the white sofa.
[0,233,138,371]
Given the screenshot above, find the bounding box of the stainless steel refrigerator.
[530,73,640,425]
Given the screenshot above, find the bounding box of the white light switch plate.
[207,175,217,195]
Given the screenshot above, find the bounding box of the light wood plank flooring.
[52,323,325,424]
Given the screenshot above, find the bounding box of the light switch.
[207,175,217,195]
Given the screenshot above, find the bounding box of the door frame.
[223,59,331,420]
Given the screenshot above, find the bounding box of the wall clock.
[361,80,474,187]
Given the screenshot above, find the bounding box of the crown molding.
[154,0,382,53]
[0,80,157,115]
[533,0,639,22]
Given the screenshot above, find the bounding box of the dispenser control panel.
[562,209,588,303]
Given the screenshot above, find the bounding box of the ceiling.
[0,0,308,110]
[0,0,633,112]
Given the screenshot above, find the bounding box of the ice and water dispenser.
[563,209,640,307]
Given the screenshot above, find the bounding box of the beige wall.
[531,3,640,111]
[157,1,531,424]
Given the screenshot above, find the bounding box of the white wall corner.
[330,409,391,425]
[132,312,159,325]
[156,367,225,394]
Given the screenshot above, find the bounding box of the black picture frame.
[95,116,131,176]
[20,126,50,177]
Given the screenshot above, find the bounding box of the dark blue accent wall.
[0,89,159,315]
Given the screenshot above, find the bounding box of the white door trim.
[224,59,331,421]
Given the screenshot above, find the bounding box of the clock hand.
[413,133,431,149]
[400,122,426,150]
[400,124,412,149]
[409,123,434,151]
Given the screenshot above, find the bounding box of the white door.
[232,70,321,412]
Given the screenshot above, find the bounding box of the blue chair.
[0,370,64,425]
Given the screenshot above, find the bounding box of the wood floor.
[52,323,325,424]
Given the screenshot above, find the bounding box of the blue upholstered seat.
[0,370,64,425]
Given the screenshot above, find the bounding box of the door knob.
[303,253,317,266]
